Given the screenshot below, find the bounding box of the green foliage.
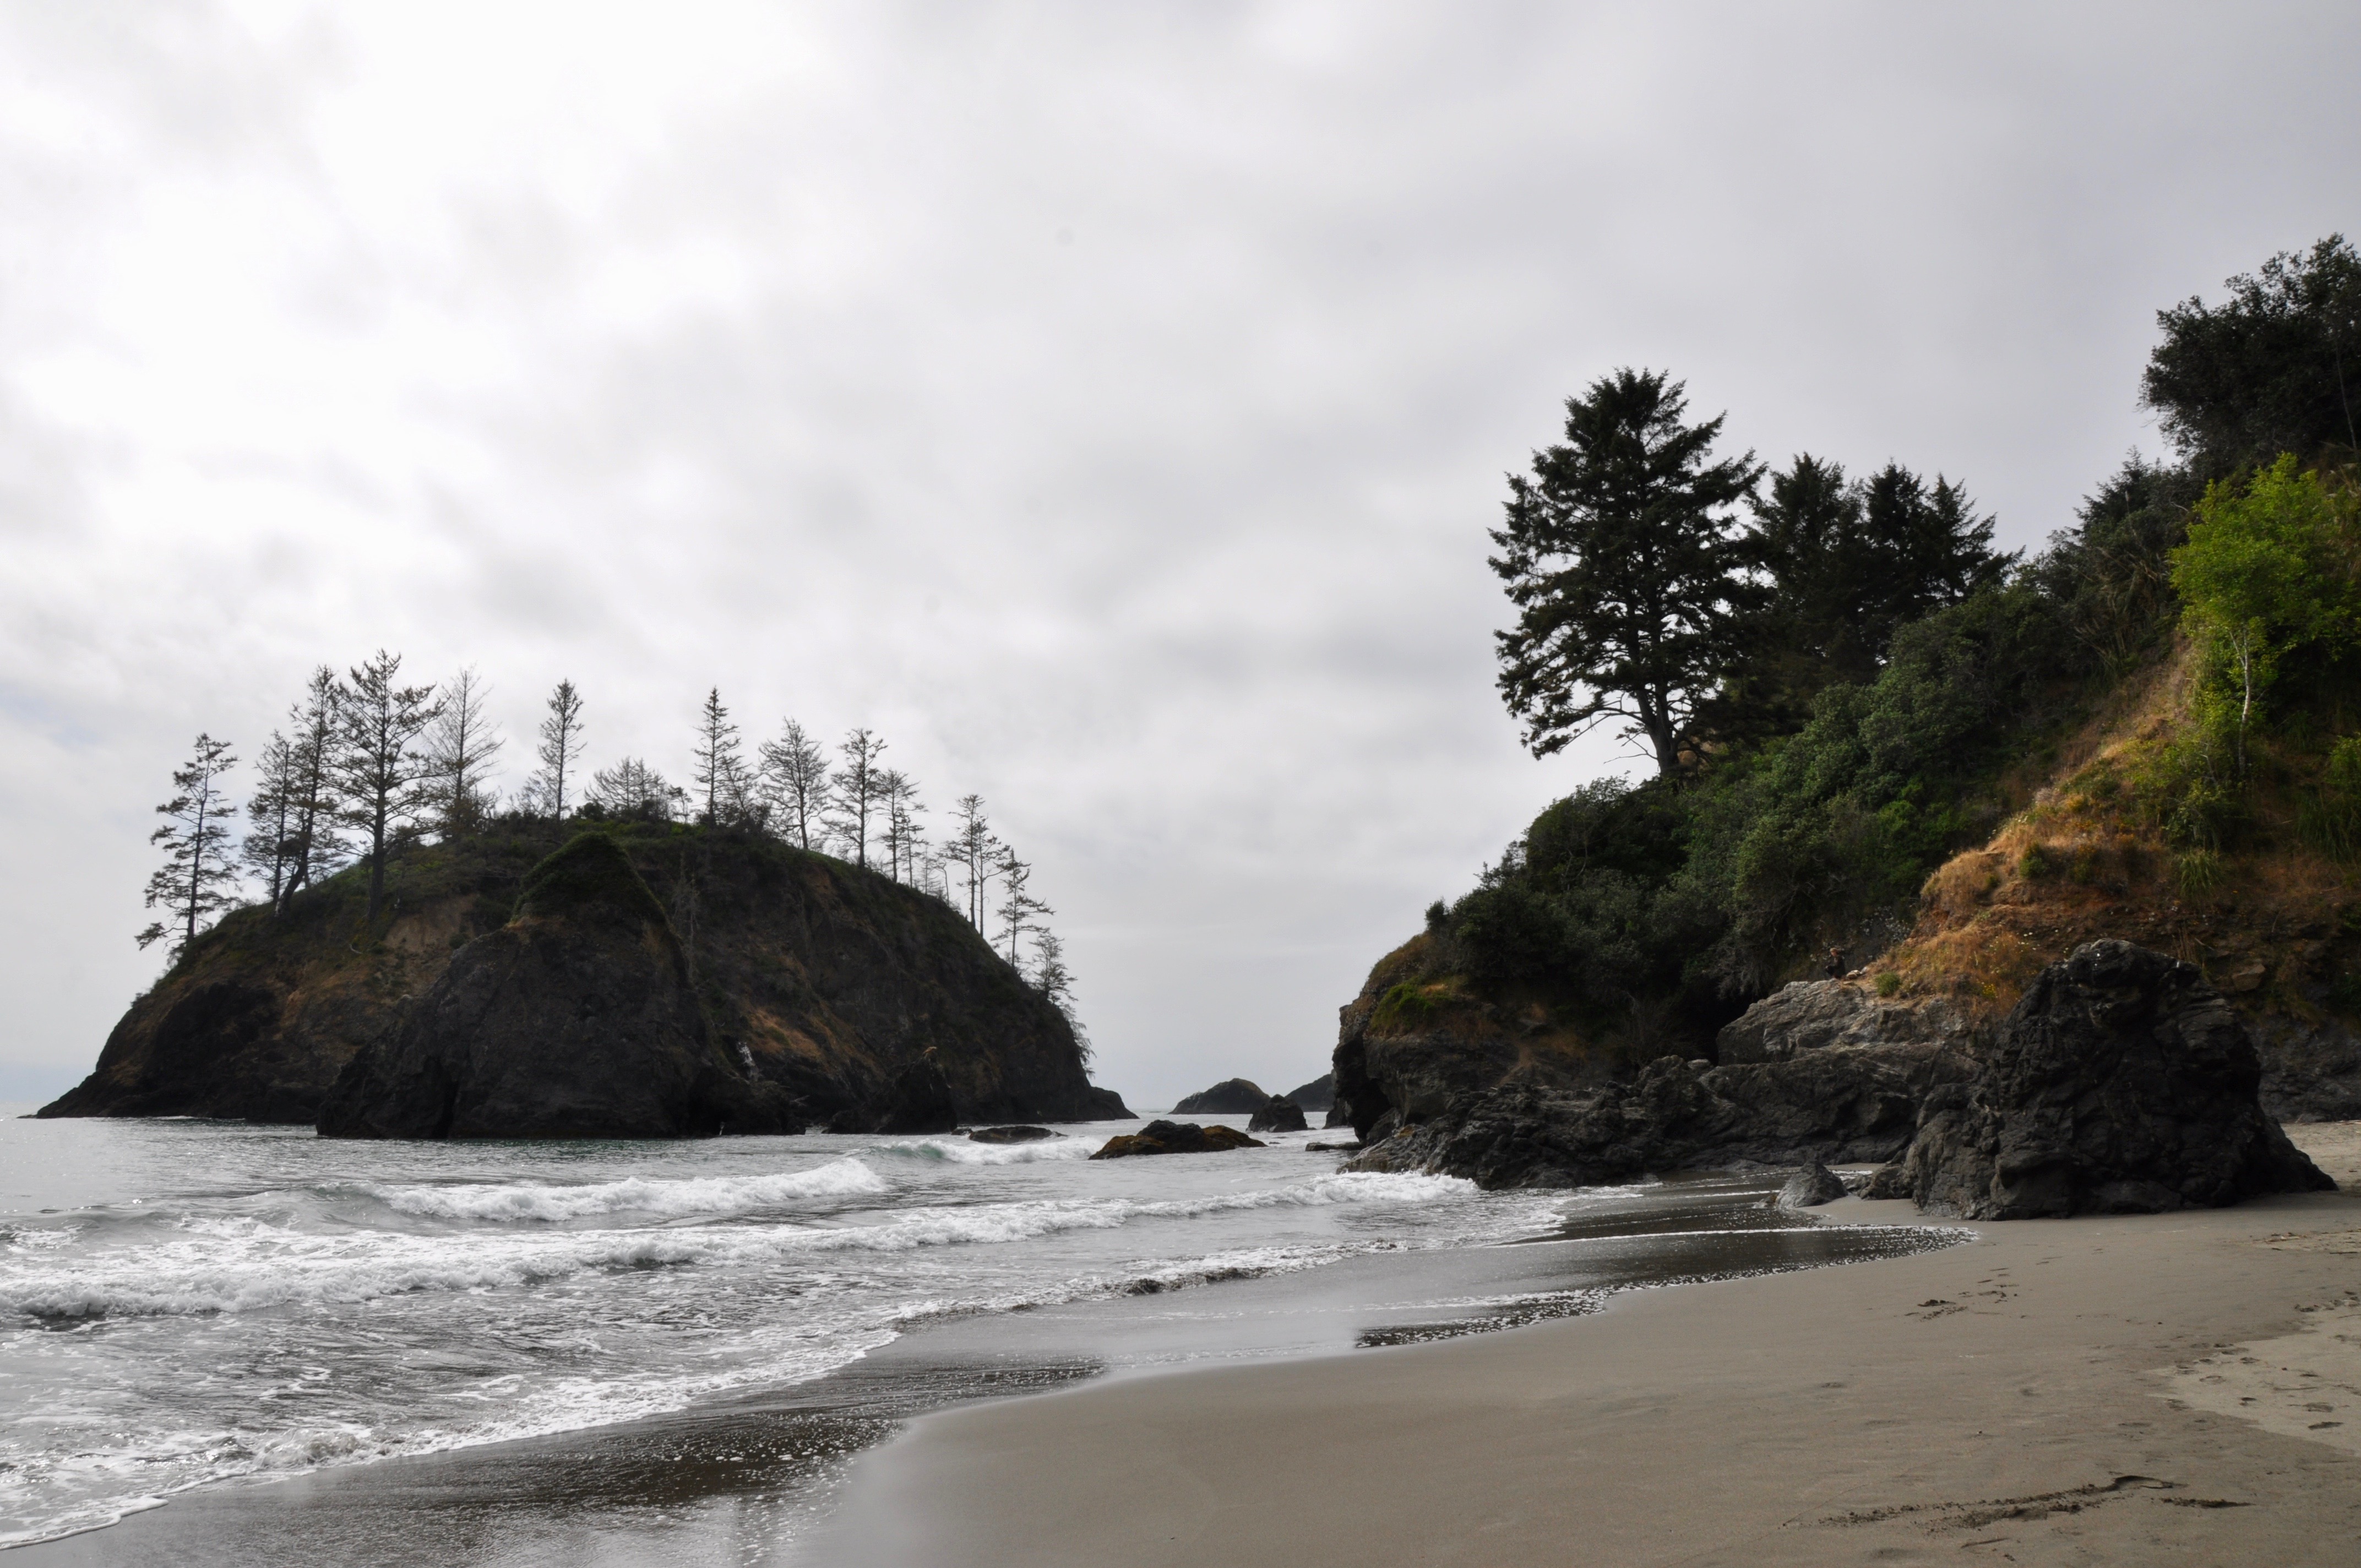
[2017,843,2053,879]
[1490,367,1764,774]
[514,832,672,930]
[1874,971,1902,998]
[2027,456,2195,673]
[1372,981,1449,1032]
[1439,578,2088,1036]
[2142,234,2361,475]
[2172,456,2361,771]
[2299,736,2361,861]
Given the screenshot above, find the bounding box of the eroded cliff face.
[42,826,1125,1130]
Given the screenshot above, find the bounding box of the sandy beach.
[812,1123,2361,1567]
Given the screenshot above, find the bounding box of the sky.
[1,1,2355,1108]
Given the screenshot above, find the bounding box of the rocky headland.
[42,824,1126,1135]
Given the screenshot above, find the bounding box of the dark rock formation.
[1777,1159,1847,1209]
[2251,1015,2361,1123]
[1091,1120,1266,1158]
[1346,1041,1967,1190]
[1248,1096,1308,1133]
[317,836,795,1140]
[1715,981,1978,1065]
[873,1053,958,1134]
[43,825,1127,1129]
[1284,1072,1336,1113]
[1171,1078,1270,1115]
[1900,941,2333,1218]
[967,1125,1055,1143]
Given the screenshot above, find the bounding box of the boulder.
[1284,1072,1337,1113]
[1248,1096,1308,1133]
[1171,1078,1271,1115]
[317,835,796,1140]
[1901,940,2334,1218]
[874,1052,958,1134]
[1776,1159,1847,1209]
[1090,1120,1266,1158]
[967,1125,1055,1144]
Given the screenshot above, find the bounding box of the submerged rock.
[1776,1159,1847,1209]
[1091,1120,1266,1158]
[1247,1096,1308,1133]
[317,835,795,1140]
[1902,940,2333,1218]
[967,1124,1056,1143]
[1171,1078,1271,1114]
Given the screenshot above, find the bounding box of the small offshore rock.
[1090,1119,1267,1159]
[1248,1096,1308,1133]
[1776,1159,1847,1209]
[967,1125,1055,1144]
[1171,1079,1271,1114]
[1305,1139,1363,1153]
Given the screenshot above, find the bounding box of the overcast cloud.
[1,1,2354,1107]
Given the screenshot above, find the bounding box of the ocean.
[0,1107,1962,1561]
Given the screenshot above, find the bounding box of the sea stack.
[317,834,795,1139]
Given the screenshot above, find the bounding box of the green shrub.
[1874,971,1902,998]
[2018,844,2053,879]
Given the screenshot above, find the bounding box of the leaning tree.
[138,732,241,955]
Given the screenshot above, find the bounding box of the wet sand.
[813,1124,2361,1567]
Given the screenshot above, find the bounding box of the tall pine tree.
[138,733,241,955]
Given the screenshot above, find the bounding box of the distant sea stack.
[1171,1078,1270,1114]
[43,825,1127,1134]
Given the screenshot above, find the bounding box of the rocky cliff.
[42,823,1127,1131]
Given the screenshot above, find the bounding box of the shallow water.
[0,1108,1963,1561]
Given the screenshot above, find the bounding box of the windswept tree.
[587,756,686,820]
[948,793,999,930]
[829,729,886,868]
[993,846,1052,966]
[1491,368,1764,775]
[1029,928,1087,1059]
[759,718,830,851]
[281,665,348,899]
[242,731,300,911]
[138,733,241,955]
[424,665,503,837]
[691,688,755,827]
[879,769,926,882]
[531,678,587,824]
[334,651,442,924]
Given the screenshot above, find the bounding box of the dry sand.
[812,1124,2361,1567]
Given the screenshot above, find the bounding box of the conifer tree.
[1029,928,1087,1060]
[138,733,241,955]
[589,756,684,820]
[242,731,299,911]
[282,666,348,899]
[993,846,1051,965]
[531,678,586,824]
[949,794,998,930]
[424,665,503,837]
[829,729,886,868]
[333,651,442,925]
[1491,368,1763,774]
[759,718,830,851]
[692,688,749,827]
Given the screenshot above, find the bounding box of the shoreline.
[809,1125,2361,1567]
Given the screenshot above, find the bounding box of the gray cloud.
[1,1,2355,1106]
